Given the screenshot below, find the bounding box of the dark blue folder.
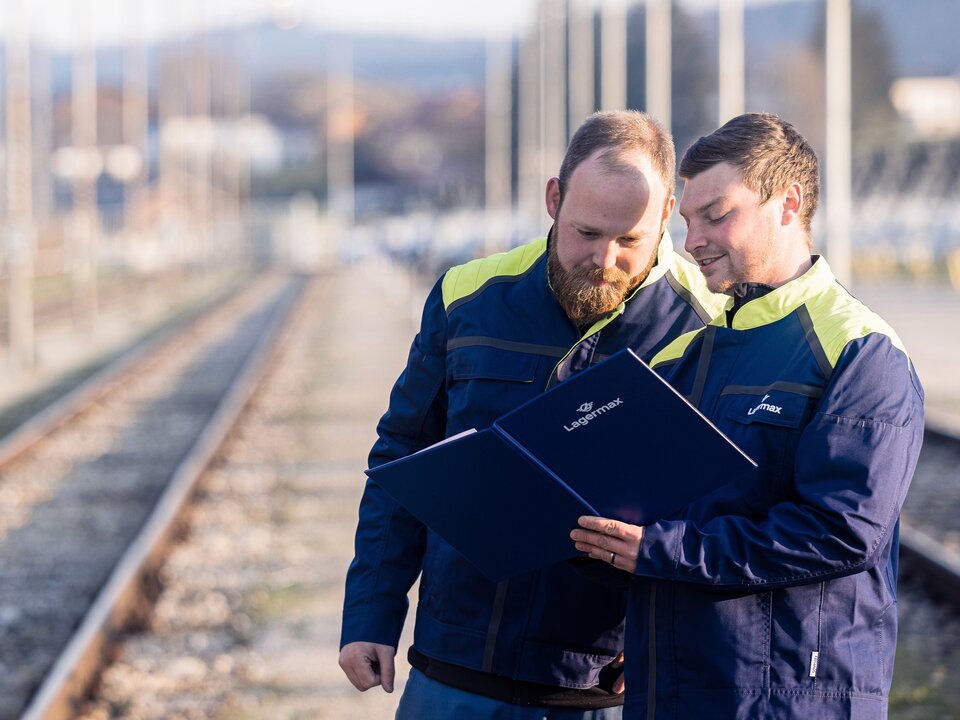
[366,348,756,580]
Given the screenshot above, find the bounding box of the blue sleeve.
[636,334,925,589]
[340,277,448,647]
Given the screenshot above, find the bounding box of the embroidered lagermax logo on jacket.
[564,398,624,431]
[747,394,783,416]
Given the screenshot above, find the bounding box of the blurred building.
[890,76,960,140]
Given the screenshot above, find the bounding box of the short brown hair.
[559,110,676,202]
[679,112,820,232]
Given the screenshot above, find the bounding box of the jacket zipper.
[810,581,825,684]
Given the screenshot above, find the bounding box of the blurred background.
[2,0,960,715]
[1,0,959,381]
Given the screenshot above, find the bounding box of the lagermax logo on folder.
[564,397,624,432]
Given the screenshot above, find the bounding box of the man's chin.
[549,255,637,324]
[700,269,732,295]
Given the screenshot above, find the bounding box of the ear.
[661,195,676,225]
[780,182,803,227]
[545,177,561,220]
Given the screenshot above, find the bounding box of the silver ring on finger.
[609,551,616,564]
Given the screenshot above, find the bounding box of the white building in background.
[890,76,960,140]
[270,191,339,271]
[161,113,285,174]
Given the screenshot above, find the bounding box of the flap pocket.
[449,346,539,382]
[726,389,810,429]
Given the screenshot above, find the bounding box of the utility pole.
[225,28,251,262]
[518,28,542,231]
[4,0,36,369]
[326,38,355,228]
[71,5,100,324]
[718,0,745,124]
[123,0,150,235]
[600,0,627,110]
[645,0,671,129]
[826,0,852,284]
[32,41,54,226]
[158,0,190,274]
[484,37,513,255]
[568,0,596,133]
[158,45,181,246]
[191,34,212,267]
[539,0,567,180]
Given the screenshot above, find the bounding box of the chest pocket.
[447,346,543,433]
[449,345,540,382]
[721,389,817,504]
[726,390,809,428]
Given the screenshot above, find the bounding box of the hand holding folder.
[366,348,756,580]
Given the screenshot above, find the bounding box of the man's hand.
[570,516,644,573]
[339,641,397,693]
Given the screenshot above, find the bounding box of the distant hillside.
[732,0,960,78]
[34,20,485,98]
[26,1,960,103]
[230,21,486,91]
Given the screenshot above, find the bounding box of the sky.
[0,0,800,49]
[0,0,538,48]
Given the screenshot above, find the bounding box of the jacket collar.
[624,230,675,298]
[713,255,834,330]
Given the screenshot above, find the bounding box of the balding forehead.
[603,147,674,197]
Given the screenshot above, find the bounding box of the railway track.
[0,272,305,720]
[900,425,960,601]
[881,424,960,718]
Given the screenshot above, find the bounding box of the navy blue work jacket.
[341,235,724,690]
[629,257,925,719]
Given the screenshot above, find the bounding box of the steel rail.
[900,521,960,603]
[0,276,250,469]
[19,275,306,720]
[899,423,960,607]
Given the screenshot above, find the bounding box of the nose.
[593,240,619,270]
[683,223,705,255]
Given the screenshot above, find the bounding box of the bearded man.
[340,110,724,719]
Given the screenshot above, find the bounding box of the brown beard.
[547,234,655,328]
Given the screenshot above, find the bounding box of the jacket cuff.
[340,602,408,650]
[634,520,684,579]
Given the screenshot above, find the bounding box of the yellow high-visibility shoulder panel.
[441,238,547,311]
[804,285,908,369]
